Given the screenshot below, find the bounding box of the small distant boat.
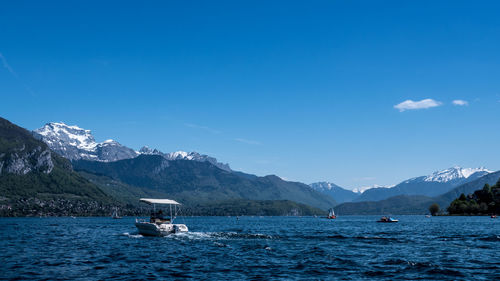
[112,207,122,219]
[377,216,398,223]
[327,208,336,219]
[425,215,431,218]
[491,215,498,219]
[135,198,188,236]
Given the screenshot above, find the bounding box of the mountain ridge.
[309,182,359,203]
[335,170,500,215]
[73,154,337,210]
[354,166,491,202]
[34,122,231,170]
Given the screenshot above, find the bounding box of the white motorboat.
[135,198,188,236]
[377,216,398,223]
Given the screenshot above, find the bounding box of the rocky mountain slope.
[0,117,117,216]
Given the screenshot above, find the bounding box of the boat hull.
[135,222,188,236]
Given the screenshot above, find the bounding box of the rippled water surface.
[0,216,499,280]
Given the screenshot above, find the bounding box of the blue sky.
[1,1,499,189]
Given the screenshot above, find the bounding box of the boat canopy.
[140,198,181,205]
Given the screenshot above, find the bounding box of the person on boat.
[157,210,164,220]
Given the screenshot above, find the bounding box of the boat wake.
[163,231,276,241]
[122,232,143,238]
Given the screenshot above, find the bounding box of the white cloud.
[452,100,468,106]
[394,99,442,112]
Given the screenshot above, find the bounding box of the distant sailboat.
[112,207,122,219]
[327,208,336,219]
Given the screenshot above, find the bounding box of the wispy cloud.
[234,138,262,145]
[0,52,18,78]
[394,99,442,112]
[184,123,221,134]
[452,99,468,106]
[0,52,35,95]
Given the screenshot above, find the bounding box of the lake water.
[0,216,498,280]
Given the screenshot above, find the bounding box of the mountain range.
[1,117,497,216]
[34,122,231,171]
[311,166,492,205]
[352,167,491,202]
[1,117,333,216]
[334,170,500,215]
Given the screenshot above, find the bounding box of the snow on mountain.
[352,185,392,194]
[34,122,138,162]
[353,166,492,202]
[138,146,163,155]
[309,182,341,191]
[310,182,360,203]
[35,123,233,171]
[422,166,492,183]
[138,146,231,171]
[35,122,97,151]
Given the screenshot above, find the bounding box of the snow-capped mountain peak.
[168,151,191,159]
[102,139,117,144]
[423,166,492,183]
[138,146,232,171]
[34,122,138,162]
[310,182,340,191]
[352,184,392,194]
[35,122,232,169]
[35,122,97,151]
[310,182,360,203]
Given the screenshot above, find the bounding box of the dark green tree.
[429,203,440,216]
[447,180,500,215]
